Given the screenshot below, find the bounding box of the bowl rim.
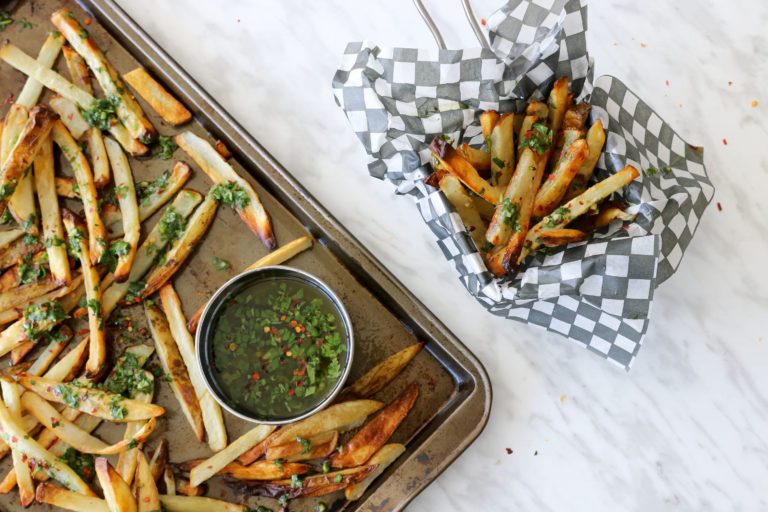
[195,265,355,425]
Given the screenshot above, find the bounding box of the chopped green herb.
[22,233,38,245]
[643,166,672,177]
[67,227,87,258]
[98,239,131,272]
[45,235,65,248]
[210,181,250,210]
[53,383,81,409]
[481,241,493,253]
[23,213,36,231]
[17,253,48,285]
[485,135,492,152]
[103,352,153,398]
[109,395,127,420]
[155,136,178,160]
[316,504,328,512]
[136,172,169,206]
[158,206,186,245]
[498,198,521,232]
[211,255,230,271]
[439,133,452,143]
[322,461,331,473]
[290,473,303,488]
[0,208,13,224]
[544,206,571,228]
[22,300,67,340]
[518,122,553,155]
[0,183,15,201]
[279,495,289,507]
[296,436,311,454]
[18,17,36,30]
[333,474,343,483]
[492,157,505,169]
[79,95,120,131]
[56,448,94,480]
[127,438,139,449]
[0,10,13,31]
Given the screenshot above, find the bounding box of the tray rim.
[70,1,493,509]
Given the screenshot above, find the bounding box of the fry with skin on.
[136,451,161,512]
[95,457,137,512]
[438,174,487,251]
[345,443,406,501]
[189,424,275,487]
[54,176,79,198]
[62,45,93,94]
[0,42,147,156]
[34,133,70,284]
[86,127,110,188]
[15,373,165,422]
[571,204,636,232]
[140,193,218,297]
[0,273,82,331]
[177,459,309,481]
[457,143,491,170]
[62,209,105,378]
[116,371,154,484]
[429,137,500,205]
[49,95,89,139]
[489,113,516,188]
[479,110,500,141]
[0,237,43,272]
[164,466,176,496]
[1,380,35,506]
[547,102,590,172]
[537,228,588,248]
[148,439,168,482]
[234,465,377,500]
[15,32,65,109]
[123,68,192,125]
[104,137,140,282]
[159,495,247,512]
[336,343,423,402]
[266,430,338,462]
[144,304,203,441]
[546,76,569,148]
[174,131,275,248]
[564,119,606,201]
[532,138,589,218]
[36,483,109,512]
[2,105,36,230]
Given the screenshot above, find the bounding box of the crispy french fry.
[10,312,68,366]
[268,400,384,448]
[86,127,110,188]
[0,236,43,271]
[102,189,202,315]
[55,176,79,198]
[164,466,176,496]
[0,400,94,495]
[537,228,588,248]
[136,451,161,512]
[62,45,93,94]
[36,483,109,512]
[62,209,105,377]
[159,285,226,451]
[214,140,232,159]
[479,110,500,141]
[52,9,155,143]
[176,479,205,496]
[0,273,82,329]
[49,95,90,139]
[144,304,203,441]
[547,76,569,138]
[141,193,218,297]
[489,113,516,188]
[337,343,423,402]
[123,68,192,125]
[189,424,275,487]
[519,165,640,263]
[438,174,487,251]
[0,229,24,252]
[0,43,147,156]
[95,457,137,512]
[548,102,590,171]
[16,32,65,109]
[15,373,165,422]
[27,325,73,377]
[330,383,417,468]
[104,161,192,237]
[55,122,107,263]
[116,372,154,484]
[174,132,275,248]
[564,119,606,201]
[236,465,377,500]
[1,380,35,506]
[344,443,406,501]
[104,137,140,282]
[267,430,338,463]
[177,458,309,480]
[159,495,247,512]
[429,137,500,205]
[532,138,589,218]
[42,333,89,381]
[148,439,168,482]
[0,276,59,320]
[573,204,635,232]
[2,105,36,229]
[457,143,491,170]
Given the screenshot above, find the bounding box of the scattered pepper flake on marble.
[559,395,566,402]
[728,81,733,86]
[751,100,758,107]
[665,80,669,86]
[722,138,728,145]
[717,202,722,211]
[481,18,486,25]
[640,42,646,47]
[506,448,513,454]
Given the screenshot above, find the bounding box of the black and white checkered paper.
[331,0,713,370]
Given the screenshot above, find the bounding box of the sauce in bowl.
[198,268,352,423]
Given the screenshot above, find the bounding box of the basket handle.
[412,0,489,49]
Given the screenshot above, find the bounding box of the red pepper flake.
[622,225,630,231]
[717,202,722,211]
[640,42,646,47]
[751,100,758,107]
[82,467,91,474]
[728,81,733,86]
[722,138,727,145]
[287,389,295,397]
[92,408,98,413]
[252,373,260,380]
[290,320,297,327]
[481,18,486,25]
[2,93,14,106]
[505,448,513,454]
[665,80,669,86]
[142,497,150,502]
[208,465,213,469]
[84,17,92,25]
[296,380,303,387]
[76,328,89,336]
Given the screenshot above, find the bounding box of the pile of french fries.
[0,7,422,511]
[427,76,640,276]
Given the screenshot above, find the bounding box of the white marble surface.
[113,1,768,509]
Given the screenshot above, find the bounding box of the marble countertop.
[113,0,767,509]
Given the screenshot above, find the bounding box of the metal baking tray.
[0,1,491,510]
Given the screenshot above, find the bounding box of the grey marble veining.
[114,0,768,509]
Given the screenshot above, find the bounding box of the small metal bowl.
[196,266,354,425]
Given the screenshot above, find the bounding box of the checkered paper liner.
[331,0,714,370]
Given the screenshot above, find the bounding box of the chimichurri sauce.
[210,279,347,421]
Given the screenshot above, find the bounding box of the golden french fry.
[548,102,590,170]
[34,134,70,284]
[2,105,35,230]
[1,380,35,506]
[489,113,516,188]
[438,174,487,251]
[16,32,64,109]
[36,483,109,512]
[116,372,154,484]
[0,229,24,253]
[429,137,500,205]
[54,176,79,198]
[532,138,589,218]
[265,430,338,462]
[148,439,168,483]
[49,95,90,139]
[177,458,309,481]
[26,325,73,377]
[104,137,140,282]
[479,110,500,141]
[62,45,93,94]
[564,119,606,201]
[344,443,406,501]
[136,451,161,512]
[0,273,82,333]
[95,457,137,512]
[337,342,423,402]
[457,143,491,170]
[537,228,588,248]
[237,465,377,500]
[86,127,110,188]
[123,68,192,125]
[189,424,275,487]
[547,76,569,137]
[0,236,43,272]
[160,495,247,512]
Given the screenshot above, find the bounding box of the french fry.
[457,143,491,170]
[21,392,157,454]
[116,372,154,484]
[176,478,205,496]
[0,229,24,252]
[16,32,65,109]
[51,9,156,143]
[174,132,275,248]
[489,113,516,188]
[55,122,107,264]
[429,137,500,205]
[136,451,161,512]
[15,373,165,422]
[62,45,93,94]
[95,457,137,512]
[188,424,275,487]
[236,465,377,500]
[49,95,90,139]
[159,495,247,512]
[537,228,588,248]
[268,400,384,448]
[123,68,192,125]
[266,430,338,462]
[0,105,58,214]
[148,439,168,482]
[336,342,423,401]
[214,140,232,159]
[36,483,109,512]
[0,400,94,495]
[86,127,110,188]
[140,193,218,297]
[518,165,640,263]
[62,209,105,377]
[104,137,140,282]
[177,459,309,480]
[101,189,202,315]
[330,383,418,468]
[1,380,35,506]
[0,43,148,156]
[532,138,589,218]
[55,176,79,198]
[104,161,192,237]
[164,466,176,496]
[1,105,36,230]
[548,102,590,171]
[0,236,43,271]
[159,285,226,451]
[10,311,68,366]
[42,333,90,382]
[26,325,73,377]
[438,174,487,251]
[479,110,500,141]
[344,443,406,501]
[547,76,569,139]
[572,204,635,232]
[0,273,82,329]
[34,133,70,284]
[145,304,203,440]
[0,276,59,319]
[564,119,606,201]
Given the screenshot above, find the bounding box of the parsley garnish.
[290,473,303,488]
[210,181,250,210]
[156,136,178,160]
[103,352,154,398]
[492,157,505,169]
[22,300,67,340]
[18,17,36,30]
[498,198,521,232]
[18,253,48,284]
[53,383,81,409]
[296,436,311,454]
[544,206,571,228]
[67,227,86,258]
[98,239,131,271]
[211,255,230,271]
[518,122,553,154]
[0,11,13,31]
[57,448,94,480]
[79,95,120,131]
[124,281,146,304]
[136,172,169,206]
[643,166,672,177]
